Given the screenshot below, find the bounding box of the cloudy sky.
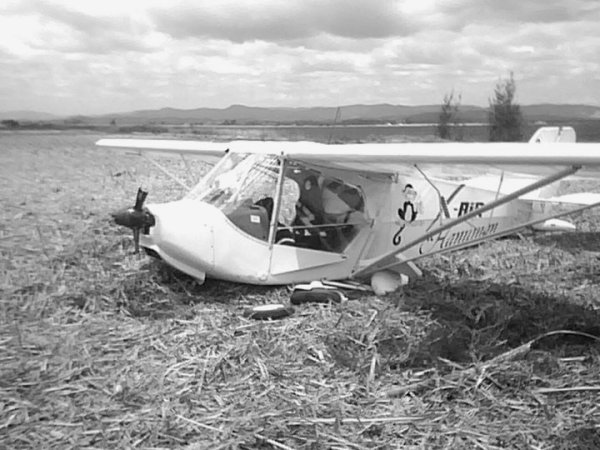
[1,0,599,115]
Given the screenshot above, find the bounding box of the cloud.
[148,0,600,46]
[0,0,156,55]
[438,0,600,27]
[31,1,128,34]
[0,0,599,114]
[151,0,416,43]
[482,0,599,23]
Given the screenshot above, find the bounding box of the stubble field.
[1,131,600,449]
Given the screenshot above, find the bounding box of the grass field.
[1,131,600,449]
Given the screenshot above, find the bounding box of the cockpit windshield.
[187,152,367,251]
[186,153,288,242]
[187,153,281,215]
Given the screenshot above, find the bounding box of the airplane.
[97,126,600,295]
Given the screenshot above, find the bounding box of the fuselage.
[133,151,565,285]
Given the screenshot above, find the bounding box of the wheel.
[290,287,345,305]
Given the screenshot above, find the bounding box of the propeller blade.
[134,188,148,211]
[133,228,140,254]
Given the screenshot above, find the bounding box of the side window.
[276,166,367,252]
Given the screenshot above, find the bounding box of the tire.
[290,288,345,305]
[243,304,295,320]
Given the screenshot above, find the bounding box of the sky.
[1,0,599,116]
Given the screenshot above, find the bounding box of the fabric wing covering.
[96,139,600,178]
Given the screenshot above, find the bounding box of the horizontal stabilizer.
[529,126,576,143]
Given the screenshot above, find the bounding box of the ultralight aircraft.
[98,126,600,294]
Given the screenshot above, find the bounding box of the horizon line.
[2,101,600,118]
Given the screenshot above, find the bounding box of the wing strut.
[180,153,196,186]
[414,165,455,225]
[142,154,191,190]
[425,184,465,232]
[352,165,581,278]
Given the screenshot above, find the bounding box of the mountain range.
[0,110,61,121]
[2,103,600,125]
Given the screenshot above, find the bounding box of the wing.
[97,127,600,177]
[273,141,600,178]
[272,126,589,173]
[96,138,228,164]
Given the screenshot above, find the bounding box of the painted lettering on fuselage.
[457,201,485,217]
[419,222,499,255]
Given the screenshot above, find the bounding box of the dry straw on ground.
[1,131,600,449]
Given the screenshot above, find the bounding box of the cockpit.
[186,152,368,253]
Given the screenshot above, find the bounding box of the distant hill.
[99,104,453,125]
[388,104,600,124]
[2,104,599,126]
[0,110,60,121]
[91,103,600,126]
[522,104,600,120]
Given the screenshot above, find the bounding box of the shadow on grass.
[533,231,600,254]
[57,226,285,319]
[114,260,285,319]
[381,273,600,368]
[553,427,600,450]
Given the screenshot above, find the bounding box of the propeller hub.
[112,188,155,253]
[112,208,155,229]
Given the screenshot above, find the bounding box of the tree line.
[437,72,523,142]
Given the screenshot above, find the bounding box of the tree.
[1,119,19,128]
[437,90,463,141]
[488,72,523,141]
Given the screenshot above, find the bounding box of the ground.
[1,131,600,449]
